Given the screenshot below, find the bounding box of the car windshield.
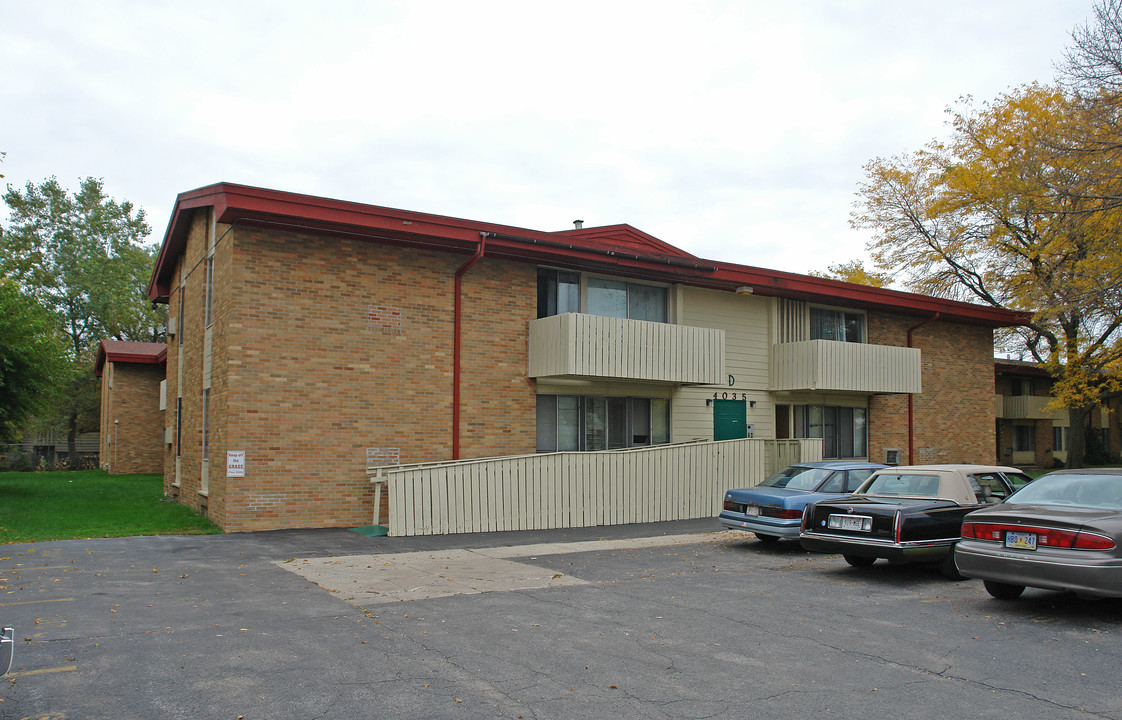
[860,473,942,497]
[1007,473,1122,510]
[758,467,835,491]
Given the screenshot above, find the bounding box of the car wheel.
[939,552,966,581]
[983,580,1025,600]
[755,534,780,543]
[843,554,875,567]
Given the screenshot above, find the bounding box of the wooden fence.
[369,438,822,536]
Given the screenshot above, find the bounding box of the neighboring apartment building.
[95,340,167,474]
[994,359,1119,467]
[147,183,1028,532]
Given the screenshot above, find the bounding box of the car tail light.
[893,510,903,544]
[723,499,741,512]
[962,522,1003,541]
[961,522,1116,550]
[1073,532,1116,550]
[760,508,803,520]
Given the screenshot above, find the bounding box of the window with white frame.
[810,307,865,343]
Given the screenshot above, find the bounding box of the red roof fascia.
[702,260,1031,327]
[95,340,168,377]
[147,183,1031,328]
[148,183,718,301]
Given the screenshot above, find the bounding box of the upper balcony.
[994,394,1065,421]
[769,339,921,394]
[528,313,725,385]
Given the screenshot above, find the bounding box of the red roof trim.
[550,224,697,260]
[95,340,168,377]
[148,183,1031,328]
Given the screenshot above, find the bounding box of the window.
[1010,377,1034,396]
[178,283,185,344]
[537,268,668,323]
[794,405,867,459]
[537,268,580,318]
[204,256,215,328]
[1012,425,1035,452]
[969,472,1010,501]
[588,277,667,322]
[811,308,865,343]
[1053,426,1067,452]
[201,389,210,461]
[537,395,670,452]
[175,398,182,458]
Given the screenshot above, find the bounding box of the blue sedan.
[719,461,887,542]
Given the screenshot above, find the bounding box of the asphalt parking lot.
[2,519,1120,720]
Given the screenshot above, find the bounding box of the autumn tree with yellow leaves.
[852,82,1122,468]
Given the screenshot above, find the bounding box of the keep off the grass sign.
[226,451,245,478]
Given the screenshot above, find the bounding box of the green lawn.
[0,470,221,543]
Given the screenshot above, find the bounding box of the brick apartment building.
[146,183,1028,532]
[95,340,167,474]
[995,359,1120,467]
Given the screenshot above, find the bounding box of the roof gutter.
[452,233,488,460]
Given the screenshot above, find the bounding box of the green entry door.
[713,399,747,441]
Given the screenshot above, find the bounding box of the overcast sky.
[0,1,1096,275]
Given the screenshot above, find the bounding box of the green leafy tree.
[852,84,1122,468]
[1,177,164,460]
[0,279,65,442]
[809,260,893,288]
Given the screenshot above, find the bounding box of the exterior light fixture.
[735,286,753,295]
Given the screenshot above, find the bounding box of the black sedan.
[955,468,1122,599]
[800,464,1032,579]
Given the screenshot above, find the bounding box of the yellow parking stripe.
[0,598,74,606]
[7,665,77,678]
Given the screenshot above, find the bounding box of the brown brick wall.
[170,223,537,532]
[163,211,211,517]
[98,362,165,474]
[868,314,996,465]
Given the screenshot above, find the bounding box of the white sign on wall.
[226,451,246,478]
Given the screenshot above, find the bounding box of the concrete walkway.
[281,530,743,605]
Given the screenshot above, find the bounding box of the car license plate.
[827,514,872,532]
[1005,531,1037,550]
[745,505,759,516]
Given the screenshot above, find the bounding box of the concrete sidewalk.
[282,529,744,605]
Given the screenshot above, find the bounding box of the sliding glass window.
[537,395,671,452]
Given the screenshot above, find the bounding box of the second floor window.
[538,268,668,323]
[537,268,580,317]
[811,308,865,343]
[588,278,667,322]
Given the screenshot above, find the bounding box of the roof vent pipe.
[573,219,584,229]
